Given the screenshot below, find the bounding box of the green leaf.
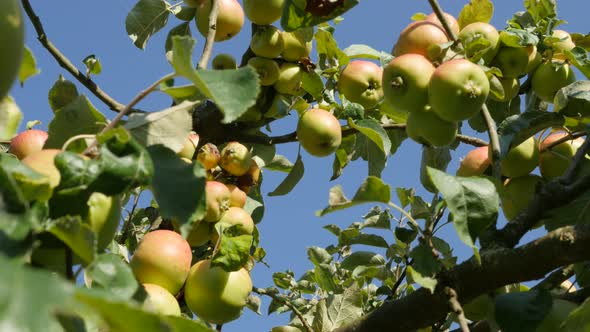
[281,0,360,32]
[342,44,393,64]
[395,226,418,244]
[165,22,192,62]
[361,206,391,229]
[302,70,324,101]
[125,100,196,153]
[312,284,363,331]
[125,0,170,49]
[85,253,139,300]
[543,189,590,231]
[410,243,442,277]
[147,145,206,238]
[494,290,553,332]
[427,168,499,249]
[18,46,40,85]
[499,28,539,47]
[315,27,349,66]
[317,176,391,216]
[264,154,294,173]
[46,216,96,264]
[562,297,590,332]
[497,112,564,158]
[338,229,389,248]
[406,266,437,293]
[268,152,304,196]
[211,228,253,272]
[82,55,102,76]
[331,134,356,180]
[524,0,557,22]
[0,96,22,140]
[572,33,590,51]
[0,201,46,259]
[353,133,387,178]
[420,146,451,193]
[314,263,339,293]
[48,75,79,112]
[458,0,494,29]
[341,251,385,271]
[308,246,333,265]
[0,153,52,211]
[554,81,590,117]
[348,118,392,154]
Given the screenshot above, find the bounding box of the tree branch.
[533,265,575,291]
[335,224,590,332]
[252,287,313,332]
[20,0,127,114]
[197,0,220,69]
[539,131,588,153]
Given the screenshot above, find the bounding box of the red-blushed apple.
[545,29,576,60]
[248,57,280,86]
[406,108,457,147]
[197,143,220,170]
[142,283,181,316]
[296,109,342,157]
[212,53,237,70]
[177,132,200,160]
[237,162,261,193]
[195,0,244,42]
[532,61,576,103]
[226,184,247,208]
[382,54,435,113]
[0,0,24,99]
[243,0,284,25]
[204,181,231,222]
[87,192,121,251]
[338,60,384,109]
[456,146,491,177]
[501,175,544,221]
[281,31,312,62]
[130,230,192,295]
[217,207,254,233]
[539,132,583,180]
[220,142,252,176]
[250,25,284,59]
[21,149,61,188]
[424,12,460,36]
[392,21,449,59]
[274,63,304,96]
[458,22,500,63]
[500,136,539,178]
[184,259,252,324]
[9,129,48,160]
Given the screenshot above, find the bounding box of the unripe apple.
[536,299,578,332]
[197,143,220,170]
[9,129,49,160]
[196,0,244,42]
[490,77,520,102]
[21,149,62,188]
[393,21,449,59]
[142,283,182,316]
[492,46,532,78]
[382,54,435,113]
[296,109,342,157]
[281,30,312,62]
[185,220,215,247]
[406,108,457,147]
[500,137,539,178]
[184,259,252,324]
[248,57,280,86]
[539,132,582,180]
[226,184,247,208]
[0,0,24,99]
[211,207,255,243]
[220,142,252,176]
[237,162,261,193]
[457,146,491,177]
[0,96,22,140]
[244,0,284,25]
[424,12,460,36]
[525,49,543,73]
[212,53,237,70]
[429,59,490,122]
[177,132,200,160]
[204,181,231,222]
[532,61,576,103]
[130,230,192,295]
[338,60,384,109]
[545,30,575,60]
[458,22,500,63]
[87,193,121,251]
[250,26,284,59]
[501,175,544,221]
[274,63,303,96]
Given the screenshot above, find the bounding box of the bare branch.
[445,287,470,332]
[197,0,220,69]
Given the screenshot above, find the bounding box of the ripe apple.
[458,22,500,63]
[456,146,491,177]
[428,59,490,122]
[184,259,252,324]
[0,0,24,99]
[250,25,284,59]
[197,143,220,170]
[196,0,244,42]
[237,162,261,193]
[424,12,460,36]
[177,132,200,160]
[545,29,575,60]
[87,192,121,251]
[532,61,576,103]
[536,299,578,332]
[248,57,280,86]
[392,21,449,59]
[21,149,62,188]
[274,63,304,96]
[337,60,383,109]
[500,137,539,178]
[406,108,457,147]
[212,53,237,70]
[185,220,215,247]
[9,129,49,160]
[501,175,543,221]
[226,184,247,208]
[204,181,231,222]
[539,132,582,180]
[382,54,435,113]
[243,0,284,25]
[281,30,312,62]
[142,283,182,316]
[220,142,252,176]
[296,109,342,157]
[492,46,532,78]
[0,96,22,140]
[490,77,520,102]
[130,230,192,295]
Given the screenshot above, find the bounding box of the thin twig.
[445,287,470,332]
[118,192,142,245]
[539,131,587,153]
[427,0,458,41]
[252,287,313,332]
[197,0,220,69]
[20,0,126,114]
[388,201,420,230]
[216,324,223,331]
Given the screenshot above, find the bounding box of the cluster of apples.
[457,131,585,221]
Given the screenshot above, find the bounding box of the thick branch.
[21,0,126,114]
[197,0,220,69]
[335,224,590,332]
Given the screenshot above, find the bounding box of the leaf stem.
[388,201,420,230]
[252,287,313,332]
[197,0,220,69]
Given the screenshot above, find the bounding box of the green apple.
[21,149,62,188]
[545,30,575,60]
[196,0,244,42]
[501,137,539,178]
[177,132,200,160]
[424,12,460,36]
[250,25,284,59]
[536,299,578,332]
[0,0,24,99]
[0,96,22,140]
[296,109,342,157]
[393,21,449,59]
[281,30,312,62]
[338,60,384,109]
[185,220,215,247]
[9,129,49,160]
[492,46,532,78]
[456,146,491,177]
[274,63,303,96]
[226,184,247,208]
[501,175,544,221]
[142,283,181,316]
[130,230,192,295]
[87,192,121,251]
[196,143,220,170]
[243,0,284,25]
[204,181,231,222]
[212,53,237,70]
[220,142,252,176]
[184,259,252,324]
[248,57,280,86]
[532,61,576,103]
[539,132,582,180]
[458,22,500,63]
[211,207,255,243]
[490,77,520,102]
[406,108,457,147]
[382,53,435,113]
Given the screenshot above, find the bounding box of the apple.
[501,175,544,221]
[211,207,255,243]
[490,77,520,102]
[204,181,231,222]
[532,61,576,103]
[281,30,312,62]
[184,0,204,8]
[0,0,24,99]
[185,220,215,247]
[212,53,237,70]
[338,60,384,109]
[500,136,539,178]
[296,109,342,157]
[382,54,435,113]
[226,184,247,208]
[250,25,284,59]
[0,96,22,140]
[87,192,121,251]
[184,259,252,324]
[545,30,575,60]
[248,57,280,86]
[539,132,582,180]
[525,49,543,73]
[177,132,200,160]
[456,146,491,177]
[491,46,532,78]
[237,162,261,193]
[392,21,449,59]
[428,59,490,122]
[406,108,457,147]
[220,142,252,176]
[462,294,494,321]
[21,149,62,188]
[9,129,49,160]
[130,230,192,295]
[142,283,181,316]
[424,12,460,36]
[458,22,500,63]
[195,0,244,42]
[196,143,220,170]
[536,299,578,332]
[274,63,304,96]
[243,0,284,25]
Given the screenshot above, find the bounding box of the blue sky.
[9,1,590,331]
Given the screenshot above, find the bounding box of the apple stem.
[391,76,404,89]
[197,0,220,69]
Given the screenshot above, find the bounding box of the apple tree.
[2,0,590,331]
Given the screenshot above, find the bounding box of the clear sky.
[9,1,590,331]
